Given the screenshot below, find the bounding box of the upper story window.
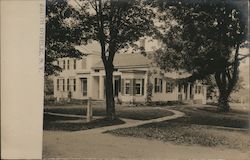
[73,59,77,70]
[67,60,70,70]
[154,78,163,93]
[166,82,174,93]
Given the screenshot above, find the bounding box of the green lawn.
[43,104,174,131]
[44,105,174,120]
[107,105,250,150]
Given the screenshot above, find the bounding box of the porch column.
[99,75,104,100]
[175,83,179,100]
[187,83,191,100]
[181,85,185,99]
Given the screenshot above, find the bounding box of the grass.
[106,105,250,150]
[43,114,125,131]
[43,103,174,131]
[44,105,174,120]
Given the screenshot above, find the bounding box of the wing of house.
[53,53,207,104]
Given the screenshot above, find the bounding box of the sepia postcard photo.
[1,0,250,159]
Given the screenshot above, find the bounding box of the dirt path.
[43,108,250,159]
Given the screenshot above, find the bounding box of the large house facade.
[53,53,207,104]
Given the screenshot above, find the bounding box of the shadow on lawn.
[107,105,250,150]
[43,114,125,131]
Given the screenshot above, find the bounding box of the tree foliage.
[46,0,92,75]
[153,0,248,111]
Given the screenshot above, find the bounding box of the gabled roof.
[92,53,152,69]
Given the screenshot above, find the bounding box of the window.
[166,82,174,93]
[67,60,70,70]
[135,79,144,95]
[73,59,77,70]
[94,69,99,72]
[57,79,68,91]
[125,80,131,94]
[121,79,144,95]
[82,78,87,96]
[135,80,141,95]
[154,78,163,93]
[57,79,60,91]
[195,85,202,94]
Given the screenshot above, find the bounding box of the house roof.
[92,53,152,69]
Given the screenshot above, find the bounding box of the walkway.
[43,108,249,159]
[77,108,185,134]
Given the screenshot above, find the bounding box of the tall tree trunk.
[217,90,230,112]
[215,72,231,112]
[216,43,240,112]
[104,63,116,120]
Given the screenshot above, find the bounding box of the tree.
[47,0,156,120]
[153,0,248,111]
[46,0,91,75]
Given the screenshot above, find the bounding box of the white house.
[53,53,207,104]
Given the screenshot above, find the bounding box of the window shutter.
[57,79,59,91]
[142,79,144,95]
[133,79,136,95]
[160,79,163,92]
[67,79,69,91]
[121,79,124,95]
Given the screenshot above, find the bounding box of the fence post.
[86,97,93,122]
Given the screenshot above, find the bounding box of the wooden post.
[86,97,93,122]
